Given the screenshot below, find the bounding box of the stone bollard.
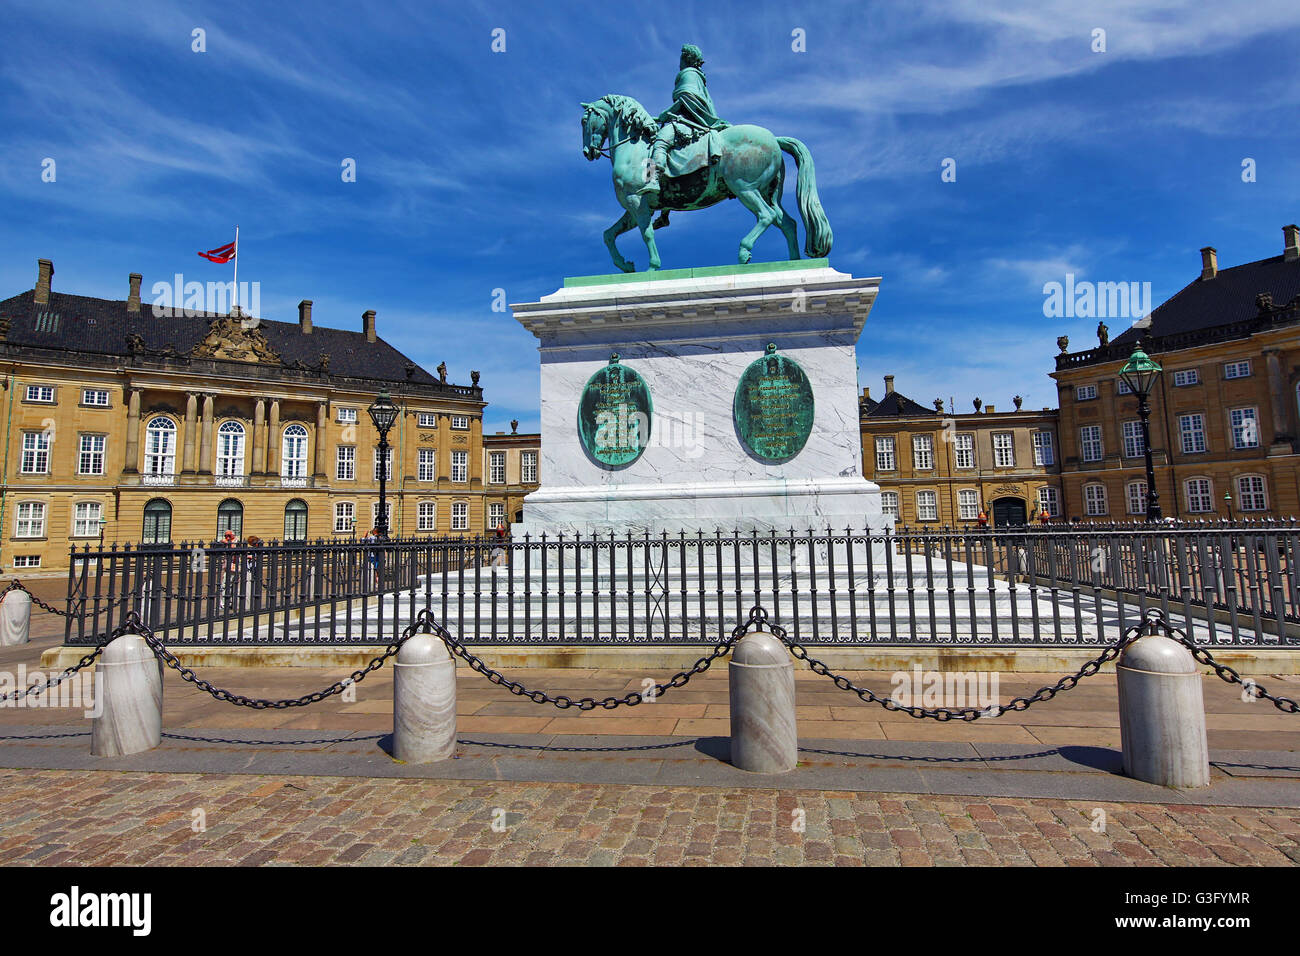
[0,589,32,646]
[92,633,163,757]
[393,633,457,763]
[728,629,797,773]
[1117,633,1211,789]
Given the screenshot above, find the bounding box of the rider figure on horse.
[639,44,729,198]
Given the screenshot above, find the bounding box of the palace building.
[1052,224,1300,521]
[859,375,1062,526]
[0,259,540,572]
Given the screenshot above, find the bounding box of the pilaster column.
[267,399,281,476]
[252,398,267,474]
[182,392,198,473]
[314,402,328,478]
[123,388,141,473]
[1264,349,1291,443]
[198,394,214,474]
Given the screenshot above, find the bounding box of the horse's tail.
[777,137,833,258]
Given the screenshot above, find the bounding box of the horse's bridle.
[584,105,632,158]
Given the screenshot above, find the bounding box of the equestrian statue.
[581,44,833,272]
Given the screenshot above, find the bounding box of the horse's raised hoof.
[738,251,752,265]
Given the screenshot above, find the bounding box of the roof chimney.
[985,405,995,414]
[1284,224,1300,262]
[299,300,313,335]
[884,374,895,394]
[861,386,871,401]
[34,259,53,306]
[362,309,376,343]
[127,273,142,313]
[1200,246,1218,280]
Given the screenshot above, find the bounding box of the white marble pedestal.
[511,260,887,538]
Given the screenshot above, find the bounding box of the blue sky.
[2,0,1298,431]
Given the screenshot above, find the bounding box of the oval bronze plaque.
[577,354,652,469]
[733,344,814,464]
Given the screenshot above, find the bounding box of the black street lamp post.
[367,391,399,537]
[1118,345,1164,521]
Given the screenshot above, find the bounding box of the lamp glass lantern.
[368,391,399,538]
[1118,345,1164,520]
[367,392,399,433]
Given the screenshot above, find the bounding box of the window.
[1037,487,1060,517]
[15,502,45,538]
[992,433,1015,468]
[282,424,309,478]
[371,501,392,529]
[217,499,243,538]
[487,502,505,530]
[1079,425,1102,462]
[336,446,356,480]
[880,492,899,520]
[73,502,102,537]
[451,501,468,530]
[78,434,106,475]
[417,413,437,427]
[1116,378,1132,395]
[373,447,393,482]
[283,500,308,541]
[489,451,506,484]
[1185,478,1213,513]
[1084,484,1108,516]
[144,417,176,475]
[958,489,979,520]
[1076,384,1097,401]
[451,416,469,430]
[418,448,437,482]
[1033,431,1055,466]
[953,434,974,469]
[875,437,896,471]
[11,556,40,568]
[1237,475,1267,511]
[1179,414,1206,454]
[417,502,437,532]
[1122,421,1145,459]
[1126,481,1148,516]
[1224,360,1251,380]
[1173,369,1199,387]
[522,451,538,483]
[82,389,110,407]
[24,385,54,403]
[334,502,355,534]
[916,490,938,521]
[912,435,933,470]
[142,499,171,543]
[217,421,245,477]
[1230,408,1259,449]
[451,450,468,482]
[337,407,357,424]
[20,431,51,474]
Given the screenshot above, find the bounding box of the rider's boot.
[637,140,669,196]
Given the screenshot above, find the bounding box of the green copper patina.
[734,344,814,464]
[581,44,832,273]
[577,353,653,469]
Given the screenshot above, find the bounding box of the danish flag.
[197,239,237,263]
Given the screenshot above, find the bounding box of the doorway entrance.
[991,496,1027,527]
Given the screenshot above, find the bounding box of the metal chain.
[1163,625,1300,715]
[1,579,68,617]
[0,619,122,705]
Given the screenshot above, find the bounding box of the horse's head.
[580,101,607,161]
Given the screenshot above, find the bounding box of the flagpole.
[232,225,240,314]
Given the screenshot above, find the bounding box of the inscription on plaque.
[578,353,652,468]
[733,344,814,464]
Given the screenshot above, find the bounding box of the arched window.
[281,424,309,479]
[217,498,243,538]
[217,421,245,478]
[144,417,176,475]
[1125,480,1148,516]
[142,499,172,543]
[1185,478,1213,513]
[1084,483,1108,517]
[1236,474,1268,512]
[284,499,308,541]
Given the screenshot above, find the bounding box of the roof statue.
[581,44,832,272]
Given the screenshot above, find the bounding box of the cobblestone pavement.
[1,768,1297,866]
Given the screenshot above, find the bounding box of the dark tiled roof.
[858,394,879,414]
[1114,253,1300,346]
[863,390,936,417]
[0,288,450,389]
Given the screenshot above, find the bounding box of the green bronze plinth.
[734,344,814,464]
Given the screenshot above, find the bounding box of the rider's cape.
[657,66,729,178]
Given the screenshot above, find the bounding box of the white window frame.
[1084,483,1108,516]
[417,501,437,532]
[1075,384,1097,401]
[11,555,40,568]
[957,489,979,520]
[1079,425,1102,462]
[15,501,46,538]
[912,435,934,471]
[73,501,102,538]
[450,450,468,483]
[81,388,110,407]
[336,407,357,424]
[334,502,355,534]
[144,417,177,476]
[281,424,309,478]
[1037,486,1060,517]
[487,502,505,530]
[451,501,469,530]
[953,433,974,469]
[875,437,896,471]
[20,431,51,475]
[1236,475,1267,512]
[418,448,437,482]
[521,451,538,483]
[336,446,356,481]
[450,415,469,430]
[417,413,437,427]
[1125,480,1148,516]
[78,433,106,476]
[1179,414,1207,454]
[216,421,246,478]
[373,446,393,482]
[992,432,1014,468]
[1033,431,1055,466]
[1116,378,1132,395]
[880,492,899,520]
[916,490,938,522]
[1224,360,1252,380]
[1173,369,1199,387]
[1122,420,1144,459]
[371,501,392,529]
[1185,478,1213,513]
[489,451,506,484]
[1230,407,1259,449]
[24,384,54,403]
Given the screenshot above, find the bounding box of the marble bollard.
[0,590,31,646]
[728,630,797,773]
[393,634,457,763]
[1117,634,1211,789]
[92,633,163,757]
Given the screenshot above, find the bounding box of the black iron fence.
[64,523,1300,647]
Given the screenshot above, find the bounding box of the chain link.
[1163,625,1300,715]
[1,579,68,617]
[0,620,120,706]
